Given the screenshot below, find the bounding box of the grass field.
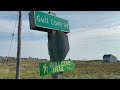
[0,60,120,79]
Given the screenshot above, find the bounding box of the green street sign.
[39,60,75,76]
[29,11,70,33]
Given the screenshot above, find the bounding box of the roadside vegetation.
[0,60,120,79]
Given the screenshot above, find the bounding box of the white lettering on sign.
[61,61,65,67]
[49,61,72,73]
[50,62,54,68]
[52,65,64,73]
[37,15,49,24]
[50,61,71,68]
[50,62,59,68]
[51,19,62,27]
[43,64,48,74]
[63,23,69,28]
[65,61,71,66]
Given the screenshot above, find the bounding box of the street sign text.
[29,11,70,33]
[39,60,75,76]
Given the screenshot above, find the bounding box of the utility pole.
[16,11,22,79]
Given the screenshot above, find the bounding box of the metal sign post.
[48,11,70,79]
[48,30,63,79]
[29,11,70,79]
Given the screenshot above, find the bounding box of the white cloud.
[21,40,49,59]
[0,16,47,40]
[1,11,120,61]
[66,26,120,60]
[0,11,17,18]
[0,39,50,59]
[0,41,17,57]
[0,19,17,33]
[1,23,120,60]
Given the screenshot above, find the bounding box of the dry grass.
[64,61,120,79]
[0,60,120,79]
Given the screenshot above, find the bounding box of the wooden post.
[16,11,22,79]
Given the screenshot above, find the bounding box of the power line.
[7,12,18,60]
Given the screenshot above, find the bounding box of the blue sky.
[1,11,120,60]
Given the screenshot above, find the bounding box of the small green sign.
[29,11,70,33]
[39,60,75,76]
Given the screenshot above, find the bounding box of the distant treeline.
[0,56,47,61]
